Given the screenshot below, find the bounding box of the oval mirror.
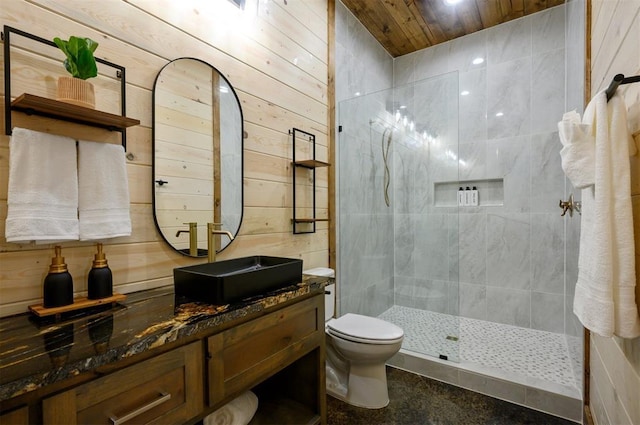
[152,58,243,257]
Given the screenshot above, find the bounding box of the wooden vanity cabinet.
[207,294,326,424]
[42,342,203,425]
[1,291,326,425]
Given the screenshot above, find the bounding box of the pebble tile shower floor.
[379,305,582,397]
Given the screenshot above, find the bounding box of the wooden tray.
[29,293,126,318]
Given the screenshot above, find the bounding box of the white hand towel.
[204,391,258,425]
[78,141,131,240]
[558,110,596,189]
[5,128,79,243]
[572,91,640,338]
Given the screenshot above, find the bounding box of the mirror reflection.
[153,58,243,257]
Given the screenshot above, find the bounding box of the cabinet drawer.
[43,342,203,425]
[207,295,323,407]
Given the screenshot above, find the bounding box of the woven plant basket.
[56,76,95,109]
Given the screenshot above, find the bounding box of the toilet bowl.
[305,268,404,409]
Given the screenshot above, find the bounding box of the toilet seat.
[327,313,404,345]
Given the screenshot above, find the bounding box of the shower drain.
[446,335,459,341]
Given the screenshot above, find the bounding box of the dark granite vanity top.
[0,275,330,402]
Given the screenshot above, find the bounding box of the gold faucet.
[176,222,198,256]
[207,223,234,262]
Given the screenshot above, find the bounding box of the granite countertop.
[0,275,331,402]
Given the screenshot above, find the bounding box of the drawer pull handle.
[109,392,171,425]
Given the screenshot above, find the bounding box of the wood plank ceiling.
[341,0,566,57]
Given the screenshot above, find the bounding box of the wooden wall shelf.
[293,159,330,169]
[11,94,140,131]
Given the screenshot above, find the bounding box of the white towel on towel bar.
[570,91,640,338]
[78,140,131,240]
[5,128,79,243]
[558,110,596,189]
[204,391,258,425]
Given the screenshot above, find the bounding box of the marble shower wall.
[336,1,394,317]
[393,6,572,334]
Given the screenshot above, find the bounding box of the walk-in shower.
[337,69,583,420]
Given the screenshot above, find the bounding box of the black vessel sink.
[173,256,303,304]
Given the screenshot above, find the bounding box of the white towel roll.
[6,128,79,243]
[204,391,259,425]
[78,140,131,240]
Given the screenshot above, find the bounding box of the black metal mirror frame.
[151,57,244,258]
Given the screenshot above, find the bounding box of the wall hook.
[559,193,581,217]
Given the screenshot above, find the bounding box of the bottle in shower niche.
[470,186,479,206]
[457,187,465,206]
[43,246,74,308]
[464,186,472,206]
[88,243,113,300]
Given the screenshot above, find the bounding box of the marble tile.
[486,213,531,290]
[459,370,527,404]
[530,132,565,213]
[413,280,449,313]
[448,30,487,72]
[530,213,565,294]
[525,387,583,422]
[393,52,416,87]
[448,214,460,283]
[459,69,488,144]
[487,16,532,65]
[459,282,487,320]
[458,213,487,285]
[458,142,487,180]
[487,57,532,139]
[486,136,530,212]
[413,42,451,81]
[531,291,565,333]
[416,214,450,281]
[532,5,566,54]
[486,287,531,327]
[394,213,416,274]
[531,49,566,133]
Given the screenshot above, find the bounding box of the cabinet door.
[0,406,29,424]
[43,342,203,425]
[207,295,324,407]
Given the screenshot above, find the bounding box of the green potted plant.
[53,36,99,109]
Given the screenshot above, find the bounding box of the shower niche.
[434,178,504,207]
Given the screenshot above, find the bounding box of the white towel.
[5,128,79,243]
[558,110,596,189]
[571,91,640,338]
[204,391,258,425]
[78,141,131,240]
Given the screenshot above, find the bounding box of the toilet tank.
[304,268,335,322]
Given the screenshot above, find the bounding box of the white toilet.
[306,268,404,409]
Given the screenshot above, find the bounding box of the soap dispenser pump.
[88,243,113,300]
[43,246,74,308]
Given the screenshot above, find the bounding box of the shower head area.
[336,5,584,421]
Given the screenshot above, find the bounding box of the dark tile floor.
[327,367,577,425]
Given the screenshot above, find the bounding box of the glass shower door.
[337,71,461,362]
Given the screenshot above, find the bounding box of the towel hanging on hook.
[605,73,640,101]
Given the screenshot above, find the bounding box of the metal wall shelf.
[290,128,329,234]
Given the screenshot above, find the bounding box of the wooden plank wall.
[588,0,640,424]
[0,0,330,317]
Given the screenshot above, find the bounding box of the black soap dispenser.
[43,246,74,308]
[88,243,113,300]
